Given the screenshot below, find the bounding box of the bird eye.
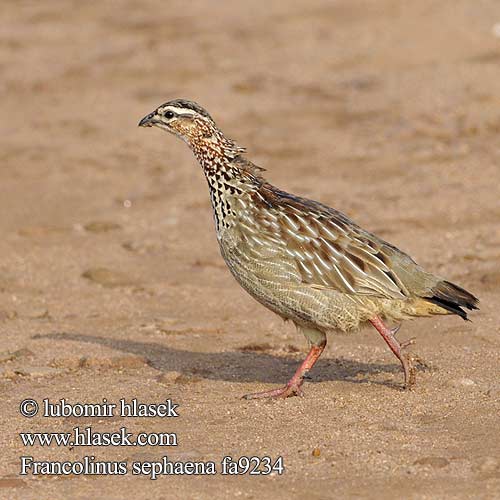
[164,111,174,119]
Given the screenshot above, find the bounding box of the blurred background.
[1,1,499,499]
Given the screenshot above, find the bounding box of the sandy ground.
[1,1,500,498]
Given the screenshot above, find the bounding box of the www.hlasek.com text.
[20,426,178,447]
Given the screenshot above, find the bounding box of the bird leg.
[242,339,326,400]
[369,315,416,389]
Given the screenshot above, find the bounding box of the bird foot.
[242,382,304,400]
[243,342,325,400]
[398,336,417,388]
[402,353,417,390]
[400,337,416,350]
[370,316,419,390]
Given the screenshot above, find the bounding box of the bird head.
[139,99,245,163]
[138,99,217,143]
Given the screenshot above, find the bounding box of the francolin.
[139,99,478,399]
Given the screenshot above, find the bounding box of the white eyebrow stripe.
[160,106,197,116]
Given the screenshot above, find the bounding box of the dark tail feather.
[425,280,479,321]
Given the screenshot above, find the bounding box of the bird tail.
[424,280,479,321]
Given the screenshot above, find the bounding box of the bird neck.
[185,124,262,232]
[202,161,250,233]
[195,147,260,232]
[189,128,245,175]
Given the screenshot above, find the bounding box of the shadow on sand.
[35,331,424,389]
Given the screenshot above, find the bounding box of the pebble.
[312,447,321,457]
[28,308,51,319]
[157,371,182,384]
[139,321,208,336]
[122,240,164,254]
[157,371,202,385]
[173,373,203,384]
[413,456,450,468]
[485,386,500,399]
[0,367,17,378]
[17,225,68,237]
[473,456,499,474]
[238,343,273,352]
[0,348,34,363]
[283,344,301,353]
[82,268,136,288]
[14,366,62,378]
[80,354,149,369]
[0,310,17,321]
[447,378,477,389]
[480,270,500,290]
[50,356,87,369]
[84,221,122,233]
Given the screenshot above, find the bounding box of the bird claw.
[390,324,401,336]
[402,353,417,390]
[400,337,416,349]
[242,382,304,400]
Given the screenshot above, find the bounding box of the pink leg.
[243,340,326,400]
[370,315,416,389]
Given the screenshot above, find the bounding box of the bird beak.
[138,112,156,127]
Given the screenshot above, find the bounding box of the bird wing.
[248,183,412,300]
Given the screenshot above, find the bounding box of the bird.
[139,99,478,399]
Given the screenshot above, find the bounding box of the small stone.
[486,386,500,399]
[84,221,122,233]
[18,225,68,237]
[122,240,164,254]
[174,373,202,384]
[447,378,477,389]
[238,343,273,352]
[111,355,149,369]
[15,366,62,378]
[473,457,499,474]
[312,447,321,457]
[157,371,183,384]
[0,348,34,363]
[80,356,110,369]
[82,268,136,288]
[50,356,86,369]
[0,352,15,363]
[28,308,51,319]
[459,378,476,386]
[80,355,148,369]
[12,348,34,358]
[479,270,500,290]
[413,456,450,468]
[0,367,18,378]
[0,310,17,321]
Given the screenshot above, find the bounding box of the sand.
[1,1,499,498]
